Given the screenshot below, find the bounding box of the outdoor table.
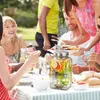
[14,84,100,100]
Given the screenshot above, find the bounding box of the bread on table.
[75,71,100,86]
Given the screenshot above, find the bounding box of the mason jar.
[49,50,72,90]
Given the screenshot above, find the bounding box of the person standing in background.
[35,0,59,57]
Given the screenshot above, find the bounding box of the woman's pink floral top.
[75,0,100,53]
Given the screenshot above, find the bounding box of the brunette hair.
[97,15,100,29]
[63,0,78,16]
[0,15,3,41]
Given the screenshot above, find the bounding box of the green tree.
[0,0,20,10]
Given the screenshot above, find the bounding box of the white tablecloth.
[14,85,100,100]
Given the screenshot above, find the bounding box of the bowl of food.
[32,75,50,91]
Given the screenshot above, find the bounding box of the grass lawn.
[17,27,36,41]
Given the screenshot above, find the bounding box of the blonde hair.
[2,16,19,53]
[2,16,18,43]
[3,16,17,28]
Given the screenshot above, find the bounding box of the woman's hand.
[88,53,100,65]
[72,64,82,74]
[26,50,41,66]
[79,47,89,55]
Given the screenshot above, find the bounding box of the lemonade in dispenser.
[49,46,72,90]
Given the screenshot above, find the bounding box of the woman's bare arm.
[0,47,40,90]
[93,0,100,28]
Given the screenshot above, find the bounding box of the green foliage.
[58,0,68,37]
[0,0,38,40]
[14,10,37,28]
[0,0,20,9]
[0,0,38,28]
[17,27,36,41]
[58,0,64,24]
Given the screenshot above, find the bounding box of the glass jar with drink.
[49,46,72,90]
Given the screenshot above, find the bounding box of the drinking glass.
[84,50,94,71]
[37,57,48,75]
[20,48,27,63]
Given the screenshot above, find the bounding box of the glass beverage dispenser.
[49,46,72,90]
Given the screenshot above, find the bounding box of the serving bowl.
[32,75,50,91]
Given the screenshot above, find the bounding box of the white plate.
[9,63,20,66]
[18,78,32,85]
[67,50,79,55]
[72,83,88,90]
[47,49,54,54]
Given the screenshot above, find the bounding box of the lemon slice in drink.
[51,60,58,69]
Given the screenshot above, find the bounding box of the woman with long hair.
[0,15,40,100]
[1,16,27,63]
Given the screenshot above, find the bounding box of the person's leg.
[35,32,57,57]
[45,34,57,54]
[35,32,47,57]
